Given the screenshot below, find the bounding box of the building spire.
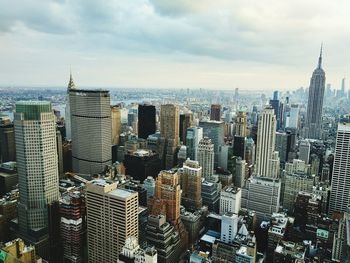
[318,43,323,69]
[67,68,76,90]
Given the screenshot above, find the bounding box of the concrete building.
[179,159,202,211]
[305,47,325,139]
[298,140,311,164]
[86,179,138,263]
[118,236,158,263]
[0,238,43,263]
[60,189,85,263]
[143,176,156,198]
[210,104,221,121]
[197,137,214,180]
[329,122,350,215]
[241,176,281,222]
[221,213,238,244]
[255,106,280,178]
[282,159,314,212]
[235,111,248,137]
[179,113,193,144]
[220,185,241,215]
[0,117,16,163]
[112,105,122,145]
[160,104,180,169]
[145,215,181,263]
[286,104,299,129]
[148,170,181,226]
[70,89,112,174]
[14,101,60,242]
[201,180,221,213]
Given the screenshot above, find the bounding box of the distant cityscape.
[0,48,350,263]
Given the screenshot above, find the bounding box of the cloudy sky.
[0,0,349,90]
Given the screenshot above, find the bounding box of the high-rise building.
[65,72,75,140]
[60,189,86,263]
[179,113,193,144]
[179,159,202,211]
[148,170,181,226]
[138,104,156,140]
[197,137,214,180]
[235,111,247,137]
[160,104,180,169]
[221,213,238,244]
[14,101,60,242]
[305,46,326,139]
[298,139,311,164]
[124,149,162,182]
[70,88,112,174]
[286,104,299,129]
[329,122,350,215]
[241,176,281,222]
[199,120,225,167]
[220,185,241,215]
[255,106,280,178]
[210,104,221,121]
[186,127,203,160]
[111,105,122,145]
[0,117,16,163]
[269,91,283,130]
[86,179,138,263]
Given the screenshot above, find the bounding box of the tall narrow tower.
[305,46,326,139]
[70,88,112,174]
[65,72,75,140]
[255,106,280,178]
[160,104,180,169]
[138,104,156,140]
[329,121,350,215]
[197,137,215,180]
[14,101,60,238]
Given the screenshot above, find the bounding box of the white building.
[221,213,238,244]
[220,185,241,215]
[197,137,214,180]
[118,236,158,263]
[255,106,280,178]
[86,180,138,263]
[299,140,311,164]
[70,88,112,174]
[286,104,299,129]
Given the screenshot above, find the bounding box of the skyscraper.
[86,179,138,263]
[14,101,60,240]
[199,120,225,167]
[160,104,180,169]
[186,126,203,160]
[329,122,350,215]
[210,104,221,121]
[138,104,156,140]
[70,88,112,174]
[269,91,283,130]
[235,111,248,137]
[179,113,193,144]
[65,72,75,140]
[0,117,16,162]
[197,137,214,180]
[305,46,326,139]
[255,106,280,178]
[148,170,181,226]
[179,159,202,211]
[111,105,121,145]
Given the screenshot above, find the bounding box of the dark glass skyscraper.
[305,46,326,139]
[138,104,156,139]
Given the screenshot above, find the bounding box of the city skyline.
[1,0,350,90]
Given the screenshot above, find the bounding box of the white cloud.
[0,0,349,89]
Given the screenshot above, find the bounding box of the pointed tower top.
[67,69,76,90]
[318,43,323,69]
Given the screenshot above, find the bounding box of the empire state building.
[305,46,326,139]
